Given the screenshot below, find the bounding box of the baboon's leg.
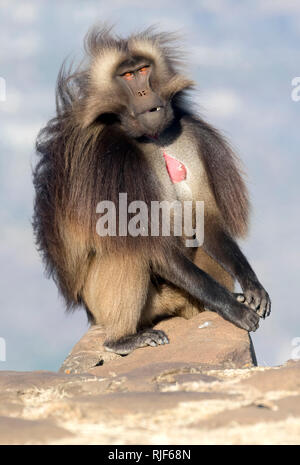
[142,282,201,325]
[193,247,235,292]
[142,247,235,324]
[82,252,169,354]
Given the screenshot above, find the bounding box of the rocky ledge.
[0,312,299,445]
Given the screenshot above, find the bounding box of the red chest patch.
[163,152,187,184]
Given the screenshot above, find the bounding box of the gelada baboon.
[33,26,271,355]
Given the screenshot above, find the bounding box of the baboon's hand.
[224,300,260,332]
[235,282,271,319]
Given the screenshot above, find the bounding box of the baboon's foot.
[104,329,169,355]
[235,291,271,319]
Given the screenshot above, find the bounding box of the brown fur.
[33,26,249,341]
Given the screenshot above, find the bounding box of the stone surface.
[0,416,72,445]
[1,313,300,445]
[59,325,121,375]
[60,312,257,376]
[0,361,300,444]
[241,360,300,392]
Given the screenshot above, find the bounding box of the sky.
[0,0,300,371]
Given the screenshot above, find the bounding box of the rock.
[67,391,238,417]
[0,416,72,445]
[0,361,300,444]
[60,311,257,376]
[0,370,105,399]
[191,395,300,430]
[59,325,121,375]
[2,312,300,445]
[241,359,300,392]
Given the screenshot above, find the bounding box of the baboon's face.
[83,37,194,136]
[115,57,174,138]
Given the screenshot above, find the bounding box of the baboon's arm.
[202,227,271,319]
[152,249,260,332]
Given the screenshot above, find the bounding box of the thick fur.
[33,26,265,348]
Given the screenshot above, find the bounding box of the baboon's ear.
[78,93,125,129]
[77,53,128,128]
[160,75,195,99]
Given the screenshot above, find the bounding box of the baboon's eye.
[123,72,134,80]
[139,66,149,74]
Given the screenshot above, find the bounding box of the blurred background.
[1,0,299,371]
